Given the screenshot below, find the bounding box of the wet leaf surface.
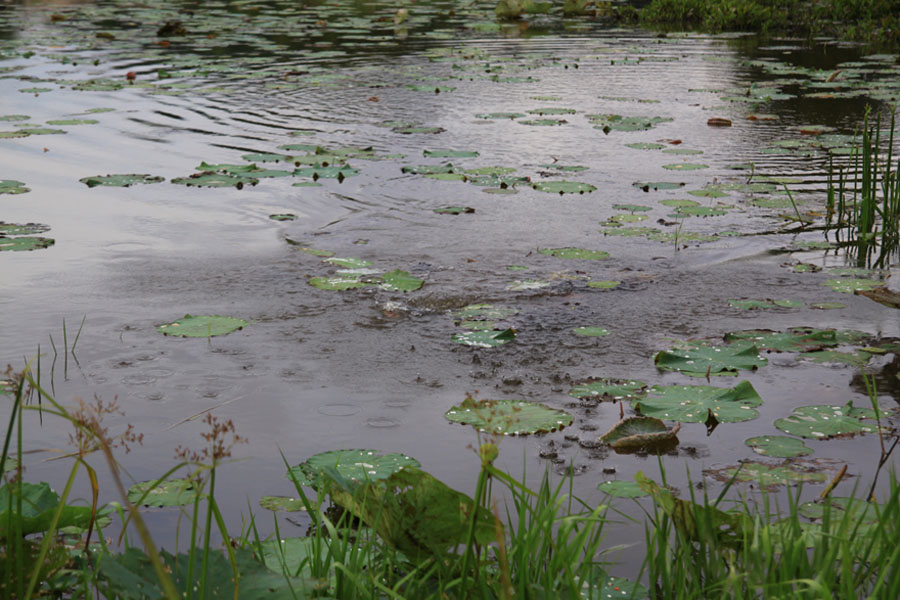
[445,397,573,435]
[775,404,884,439]
[79,174,165,187]
[287,449,420,487]
[600,416,680,450]
[654,344,767,376]
[634,381,763,423]
[157,314,247,337]
[539,247,609,260]
[745,435,813,458]
[127,478,199,507]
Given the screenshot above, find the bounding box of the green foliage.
[444,396,573,435]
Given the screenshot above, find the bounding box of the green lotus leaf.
[79,174,165,187]
[392,126,445,134]
[46,119,98,126]
[573,326,610,337]
[0,237,54,252]
[654,344,767,376]
[464,166,516,176]
[278,143,318,153]
[810,302,847,310]
[526,107,576,115]
[127,478,199,507]
[600,416,681,450]
[293,166,359,179]
[597,480,649,498]
[519,119,568,126]
[612,203,652,212]
[309,276,370,290]
[453,304,517,321]
[568,379,648,401]
[662,163,709,171]
[823,278,886,293]
[532,181,596,194]
[587,280,622,289]
[445,397,572,435]
[775,404,884,439]
[745,436,812,458]
[171,172,257,188]
[379,269,424,292]
[625,142,666,150]
[633,181,685,191]
[538,164,588,172]
[16,127,66,135]
[724,328,871,352]
[728,299,801,310]
[157,314,247,337]
[0,180,29,194]
[0,481,101,536]
[0,115,29,122]
[634,381,762,423]
[750,196,795,208]
[672,206,727,217]
[427,173,467,181]
[287,449,420,487]
[0,131,31,139]
[194,162,259,174]
[475,112,525,119]
[451,328,515,348]
[660,199,699,208]
[324,257,371,269]
[539,247,609,260]
[424,149,478,158]
[800,350,873,366]
[798,496,883,522]
[402,164,455,175]
[0,222,49,236]
[611,213,649,223]
[406,85,456,93]
[433,206,474,214]
[663,148,704,155]
[259,537,316,576]
[459,320,496,331]
[688,188,730,198]
[703,461,825,489]
[259,496,306,512]
[241,152,290,163]
[269,214,297,221]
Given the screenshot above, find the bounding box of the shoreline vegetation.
[3,367,899,599]
[497,0,900,50]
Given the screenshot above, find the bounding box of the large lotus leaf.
[157,314,247,337]
[321,467,496,563]
[260,537,316,576]
[451,328,515,347]
[0,237,54,251]
[539,247,609,260]
[79,174,165,187]
[127,478,199,507]
[288,449,420,488]
[97,547,317,600]
[600,417,680,450]
[597,480,649,498]
[800,349,873,366]
[745,435,812,458]
[775,404,883,439]
[654,343,767,376]
[824,278,886,293]
[0,481,98,536]
[703,461,826,489]
[568,378,647,402]
[171,172,257,188]
[0,222,50,235]
[379,269,424,292]
[453,304,517,322]
[445,397,573,435]
[724,327,871,352]
[634,381,762,423]
[0,179,29,194]
[532,181,596,194]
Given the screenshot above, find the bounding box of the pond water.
[2,0,899,566]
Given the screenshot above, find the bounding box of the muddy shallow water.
[2,0,900,564]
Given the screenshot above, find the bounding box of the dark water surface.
[2,0,899,561]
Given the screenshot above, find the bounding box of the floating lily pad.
[157,314,247,337]
[269,214,297,221]
[0,222,49,236]
[633,181,685,191]
[600,417,681,450]
[597,480,649,498]
[434,206,474,215]
[798,496,882,522]
[688,188,730,198]
[127,478,199,507]
[453,304,517,321]
[171,172,257,188]
[379,270,424,292]
[703,461,825,489]
[445,397,572,435]
[46,119,98,126]
[663,148,704,156]
[625,142,665,150]
[611,213,649,223]
[612,204,652,212]
[800,349,872,366]
[424,149,478,158]
[465,166,516,176]
[0,237,54,252]
[293,166,359,179]
[724,328,871,352]
[0,115,29,122]
[241,152,290,163]
[451,329,515,348]
[79,174,165,187]
[662,163,708,171]
[519,119,568,126]
[15,127,65,136]
[259,496,306,512]
[287,449,421,487]
[654,344,767,376]
[392,126,444,135]
[538,164,588,172]
[0,131,31,139]
[823,278,886,294]
[660,199,699,208]
[775,404,883,439]
[671,205,727,217]
[475,112,525,120]
[728,299,802,310]
[810,302,847,310]
[324,257,371,269]
[527,107,576,116]
[539,247,609,260]
[587,280,621,289]
[573,327,610,337]
[532,181,596,194]
[745,435,812,458]
[634,381,762,423]
[309,275,370,291]
[402,164,456,175]
[0,180,29,194]
[569,378,647,402]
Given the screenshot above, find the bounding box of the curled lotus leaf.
[157,314,247,337]
[0,237,54,252]
[634,381,762,423]
[539,247,609,260]
[451,328,515,348]
[600,417,681,450]
[287,449,420,487]
[532,181,596,194]
[568,378,647,402]
[654,343,767,376]
[745,436,812,458]
[445,397,573,435]
[703,461,826,489]
[774,404,884,439]
[79,174,165,187]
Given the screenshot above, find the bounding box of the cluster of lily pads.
[0,218,53,252]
